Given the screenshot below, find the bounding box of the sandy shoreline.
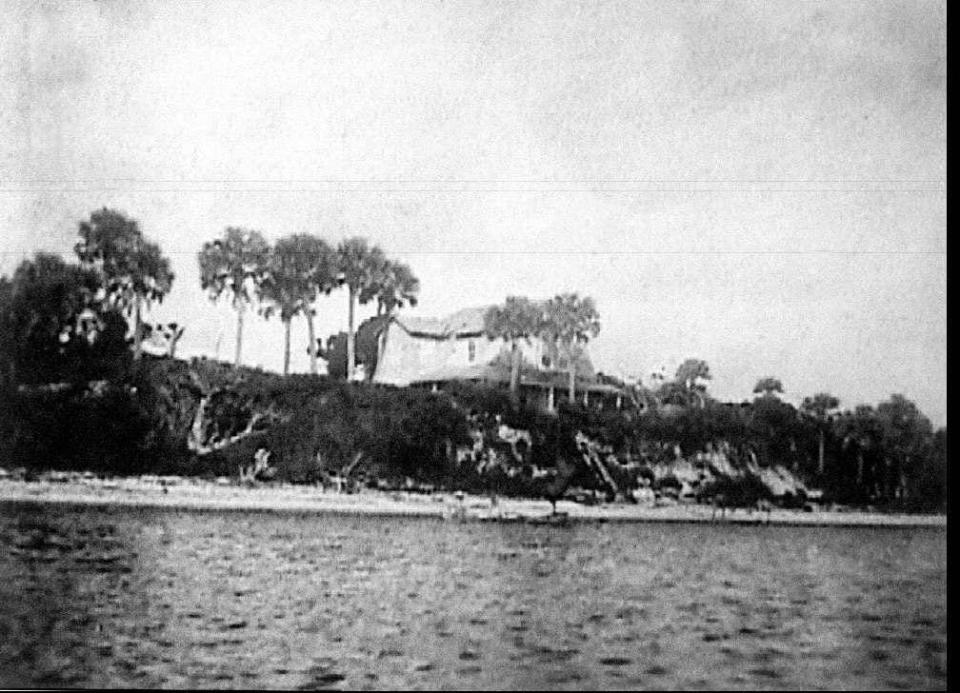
[0,476,946,528]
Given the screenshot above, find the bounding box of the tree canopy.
[337,237,388,379]
[673,358,712,408]
[259,234,322,324]
[0,253,130,385]
[484,296,546,401]
[541,293,601,400]
[753,377,784,397]
[361,259,420,316]
[74,208,174,357]
[483,296,545,344]
[198,227,271,308]
[74,208,174,312]
[198,227,271,366]
[259,234,331,374]
[802,392,841,419]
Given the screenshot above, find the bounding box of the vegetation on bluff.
[0,208,947,513]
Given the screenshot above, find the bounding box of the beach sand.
[0,475,945,528]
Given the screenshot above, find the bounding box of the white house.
[371,305,627,412]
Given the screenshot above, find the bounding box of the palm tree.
[542,293,601,402]
[836,404,880,497]
[753,377,784,399]
[483,296,544,406]
[336,237,387,380]
[360,259,420,365]
[258,234,325,375]
[303,238,339,376]
[674,358,712,408]
[74,208,174,359]
[363,259,420,317]
[198,227,270,367]
[875,394,933,503]
[801,392,840,476]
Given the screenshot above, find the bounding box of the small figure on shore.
[711,493,728,521]
[754,498,773,524]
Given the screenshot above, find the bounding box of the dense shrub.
[0,350,947,511]
[263,383,472,484]
[698,473,773,508]
[1,383,163,474]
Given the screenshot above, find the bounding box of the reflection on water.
[0,504,946,690]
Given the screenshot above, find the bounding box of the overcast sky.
[1,0,946,425]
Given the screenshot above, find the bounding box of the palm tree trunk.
[234,303,244,367]
[817,429,825,475]
[568,361,576,403]
[283,318,291,375]
[346,288,356,380]
[306,311,317,375]
[133,295,143,360]
[883,457,892,501]
[509,341,521,406]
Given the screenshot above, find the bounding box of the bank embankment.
[0,477,945,528]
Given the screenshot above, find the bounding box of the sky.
[0,0,946,425]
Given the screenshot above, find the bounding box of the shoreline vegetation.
[1,209,948,518]
[0,475,945,528]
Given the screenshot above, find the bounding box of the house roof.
[394,305,491,338]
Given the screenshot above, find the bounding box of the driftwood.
[575,431,620,496]
[239,448,276,483]
[186,391,286,456]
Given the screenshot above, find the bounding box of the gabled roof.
[393,305,491,338]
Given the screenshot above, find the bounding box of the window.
[468,340,476,362]
[541,355,552,368]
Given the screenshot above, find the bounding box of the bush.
[1,382,165,475]
[698,473,772,508]
[264,383,471,485]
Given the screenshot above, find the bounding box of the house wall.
[372,323,555,386]
[373,326,430,386]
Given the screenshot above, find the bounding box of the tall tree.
[748,396,800,468]
[675,358,712,408]
[542,293,601,402]
[483,296,545,406]
[198,227,270,367]
[302,237,339,376]
[0,275,13,388]
[258,234,326,375]
[836,404,882,496]
[336,237,386,380]
[362,259,421,317]
[753,377,784,399]
[361,258,420,366]
[1,253,130,385]
[801,392,840,476]
[74,208,174,359]
[875,394,933,502]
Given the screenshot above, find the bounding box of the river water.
[0,503,946,690]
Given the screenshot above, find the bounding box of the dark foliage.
[0,254,132,386]
[1,383,161,474]
[698,473,774,508]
